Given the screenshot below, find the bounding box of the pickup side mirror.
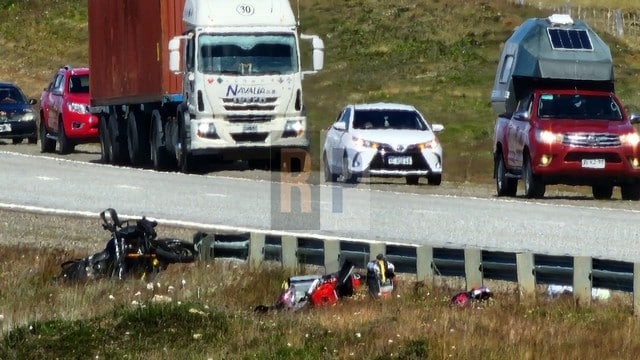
[630,113,640,124]
[513,110,530,121]
[333,122,346,131]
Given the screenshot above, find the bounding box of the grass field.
[2,0,640,358]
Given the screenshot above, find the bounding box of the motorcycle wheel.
[154,239,197,263]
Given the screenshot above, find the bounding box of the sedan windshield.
[0,86,27,104]
[198,33,298,75]
[352,110,428,130]
[537,93,623,120]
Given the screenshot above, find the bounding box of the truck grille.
[226,115,272,123]
[231,132,269,143]
[223,97,277,112]
[562,133,621,147]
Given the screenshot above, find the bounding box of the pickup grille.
[562,133,621,147]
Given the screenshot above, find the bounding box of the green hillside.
[2,0,640,183]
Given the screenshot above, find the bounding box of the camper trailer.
[491,14,640,200]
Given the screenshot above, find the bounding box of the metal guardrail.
[196,231,640,314]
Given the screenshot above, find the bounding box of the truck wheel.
[57,119,75,154]
[127,110,150,167]
[150,111,174,171]
[177,114,194,173]
[108,113,128,164]
[496,154,516,196]
[523,156,545,198]
[592,184,613,200]
[427,173,442,186]
[99,113,111,164]
[621,184,640,201]
[40,118,55,153]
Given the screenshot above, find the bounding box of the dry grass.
[1,210,640,358]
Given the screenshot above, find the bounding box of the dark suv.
[40,66,98,154]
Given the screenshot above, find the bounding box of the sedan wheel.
[323,154,338,183]
[427,173,442,186]
[341,154,357,183]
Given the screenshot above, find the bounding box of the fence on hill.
[512,1,640,47]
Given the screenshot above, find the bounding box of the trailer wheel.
[127,110,150,167]
[108,113,128,164]
[99,113,111,163]
[150,110,175,171]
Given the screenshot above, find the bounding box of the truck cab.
[166,0,324,171]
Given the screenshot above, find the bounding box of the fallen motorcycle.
[60,208,197,281]
[255,260,362,313]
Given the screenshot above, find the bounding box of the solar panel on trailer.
[547,28,593,50]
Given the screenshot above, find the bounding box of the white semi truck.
[89,0,324,173]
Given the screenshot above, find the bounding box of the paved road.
[2,147,640,262]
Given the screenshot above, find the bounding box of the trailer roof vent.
[547,14,574,26]
[547,28,593,51]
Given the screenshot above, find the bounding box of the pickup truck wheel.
[323,154,338,183]
[99,114,111,163]
[621,184,640,201]
[57,119,75,154]
[523,156,545,198]
[427,173,442,186]
[496,154,517,196]
[40,119,55,153]
[592,184,613,200]
[127,110,150,167]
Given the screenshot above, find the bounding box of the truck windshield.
[537,93,623,120]
[198,33,298,75]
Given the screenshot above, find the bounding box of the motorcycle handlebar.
[100,208,121,230]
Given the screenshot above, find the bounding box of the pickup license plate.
[0,123,11,133]
[582,158,605,169]
[242,123,258,133]
[388,156,412,165]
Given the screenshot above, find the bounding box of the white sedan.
[322,102,444,185]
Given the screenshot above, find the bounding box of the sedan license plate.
[388,156,412,166]
[0,123,11,133]
[582,158,605,169]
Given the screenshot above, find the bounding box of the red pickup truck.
[39,66,99,154]
[493,88,640,200]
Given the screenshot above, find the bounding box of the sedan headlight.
[67,102,89,114]
[21,112,35,121]
[620,132,640,147]
[536,130,563,144]
[418,138,440,150]
[352,136,378,149]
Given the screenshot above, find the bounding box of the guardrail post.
[573,256,592,306]
[198,234,214,262]
[281,235,298,271]
[323,239,340,274]
[249,232,265,269]
[416,245,434,282]
[464,248,483,290]
[369,243,386,261]
[516,252,535,298]
[634,263,640,316]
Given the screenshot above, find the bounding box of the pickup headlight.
[536,130,563,144]
[352,136,378,149]
[620,132,640,147]
[67,102,89,114]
